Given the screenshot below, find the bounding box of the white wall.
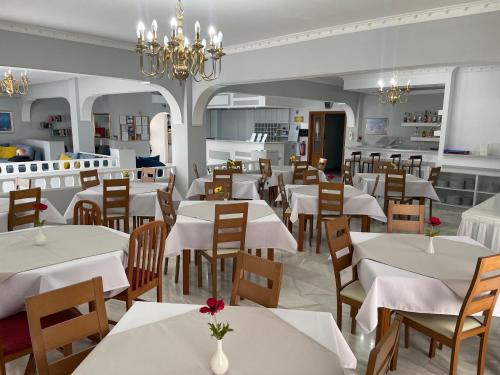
[447,67,500,153]
[357,92,444,147]
[0,97,72,151]
[92,92,169,139]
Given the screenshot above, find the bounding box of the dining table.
[187,173,261,200]
[260,165,328,187]
[0,197,65,232]
[73,301,357,374]
[350,232,499,342]
[162,200,297,294]
[64,180,180,220]
[458,192,500,253]
[353,172,440,201]
[0,225,130,319]
[285,184,386,251]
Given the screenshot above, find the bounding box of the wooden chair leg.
[405,325,411,348]
[450,343,461,375]
[478,333,488,375]
[315,216,322,253]
[336,301,342,330]
[174,255,180,284]
[232,257,237,282]
[163,257,169,275]
[196,251,202,288]
[429,338,437,358]
[429,199,433,218]
[211,259,218,298]
[157,280,163,303]
[220,258,225,272]
[390,333,400,371]
[308,217,313,247]
[350,306,357,334]
[125,298,133,311]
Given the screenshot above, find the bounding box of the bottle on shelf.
[403,112,408,123]
[417,113,423,122]
[423,111,428,123]
[412,113,417,122]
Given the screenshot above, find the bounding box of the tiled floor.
[6,203,500,374]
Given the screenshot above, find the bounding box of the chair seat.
[0,310,74,356]
[340,280,366,303]
[399,311,482,339]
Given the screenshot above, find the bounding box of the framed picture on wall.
[0,111,13,133]
[365,117,387,135]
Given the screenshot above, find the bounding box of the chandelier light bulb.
[164,35,169,45]
[137,21,145,39]
[195,21,200,34]
[377,80,384,90]
[146,31,154,42]
[151,19,158,32]
[184,37,190,47]
[213,34,219,46]
[170,17,177,36]
[177,27,183,36]
[390,77,397,86]
[217,31,223,46]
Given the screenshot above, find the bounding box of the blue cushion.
[136,156,165,178]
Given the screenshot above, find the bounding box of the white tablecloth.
[164,200,297,256]
[353,173,439,201]
[458,193,500,253]
[103,302,357,370]
[352,232,500,333]
[286,184,386,223]
[187,174,261,200]
[0,226,129,319]
[0,197,66,233]
[263,166,327,187]
[64,181,180,220]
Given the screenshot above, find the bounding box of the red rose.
[33,203,48,211]
[199,298,225,315]
[428,217,441,226]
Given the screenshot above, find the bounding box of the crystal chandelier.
[135,0,225,82]
[1,70,29,97]
[377,76,411,104]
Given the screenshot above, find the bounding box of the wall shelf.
[410,136,440,142]
[401,122,441,127]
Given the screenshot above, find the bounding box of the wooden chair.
[25,277,109,375]
[259,158,276,204]
[403,155,423,178]
[205,181,232,200]
[196,202,248,298]
[348,151,362,174]
[413,166,441,218]
[292,161,308,184]
[374,161,398,173]
[157,190,181,279]
[317,158,327,171]
[79,170,100,190]
[366,315,403,375]
[166,172,176,194]
[113,221,167,310]
[257,169,269,200]
[303,169,320,185]
[389,153,402,169]
[193,163,200,179]
[230,251,283,308]
[8,187,41,231]
[226,160,243,173]
[371,175,380,197]
[213,169,234,190]
[383,170,410,215]
[361,152,381,173]
[15,177,32,190]
[342,162,353,185]
[400,254,500,375]
[102,178,130,233]
[72,200,102,225]
[140,167,156,182]
[325,216,366,334]
[258,158,272,175]
[316,182,344,253]
[387,203,425,234]
[277,174,293,232]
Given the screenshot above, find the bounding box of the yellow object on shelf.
[0,146,17,159]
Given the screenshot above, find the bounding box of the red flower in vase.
[199,298,225,316]
[33,203,48,211]
[428,217,441,227]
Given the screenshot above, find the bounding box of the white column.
[67,78,94,153]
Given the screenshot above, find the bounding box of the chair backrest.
[193,163,200,179]
[140,167,156,182]
[257,170,269,199]
[351,151,362,163]
[374,161,397,173]
[156,190,176,233]
[387,203,424,234]
[258,158,272,176]
[127,221,167,293]
[325,216,356,292]
[454,254,500,341]
[317,158,327,171]
[167,172,176,193]
[102,178,130,220]
[212,203,248,257]
[409,154,422,165]
[369,152,381,162]
[226,160,243,173]
[390,153,402,169]
[277,174,289,218]
[342,162,353,185]
[8,187,41,231]
[25,277,109,375]
[15,177,32,190]
[366,315,403,375]
[370,175,380,197]
[384,169,406,200]
[292,161,308,184]
[79,170,100,190]
[73,200,102,225]
[230,251,283,308]
[205,180,232,200]
[318,182,344,217]
[428,166,441,186]
[303,169,320,185]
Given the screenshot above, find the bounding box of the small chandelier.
[1,70,29,97]
[377,77,411,104]
[135,0,225,82]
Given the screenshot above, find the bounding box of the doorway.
[308,111,346,176]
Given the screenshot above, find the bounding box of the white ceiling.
[0,0,478,46]
[0,67,87,85]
